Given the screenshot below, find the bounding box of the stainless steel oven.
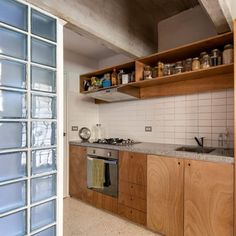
[87,147,118,197]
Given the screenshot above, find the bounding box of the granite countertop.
[69,141,234,164]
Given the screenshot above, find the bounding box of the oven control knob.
[93,150,96,154]
[107,152,111,157]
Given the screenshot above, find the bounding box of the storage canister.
[143,65,152,79]
[163,64,173,76]
[223,44,234,64]
[184,58,192,72]
[211,49,221,66]
[201,54,211,69]
[192,57,200,71]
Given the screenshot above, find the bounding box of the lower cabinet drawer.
[118,192,146,212]
[119,181,146,200]
[118,204,146,225]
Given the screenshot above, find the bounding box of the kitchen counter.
[69,141,234,164]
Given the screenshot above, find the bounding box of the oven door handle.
[104,160,117,165]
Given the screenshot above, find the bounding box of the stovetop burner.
[93,138,139,146]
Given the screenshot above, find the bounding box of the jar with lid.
[152,66,158,78]
[184,58,192,72]
[211,49,221,66]
[192,57,200,71]
[201,54,211,69]
[158,62,164,77]
[163,64,174,76]
[223,44,234,64]
[143,65,152,80]
[199,52,207,64]
[174,61,184,74]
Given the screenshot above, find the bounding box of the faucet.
[194,137,204,148]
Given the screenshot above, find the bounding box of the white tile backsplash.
[99,89,234,148]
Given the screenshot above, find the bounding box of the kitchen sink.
[175,146,215,154]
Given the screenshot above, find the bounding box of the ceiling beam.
[26,0,157,58]
[198,0,232,33]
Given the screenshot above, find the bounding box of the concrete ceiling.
[64,28,117,60]
[134,0,199,22]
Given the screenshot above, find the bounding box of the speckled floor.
[63,197,160,236]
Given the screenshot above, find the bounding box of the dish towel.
[92,158,105,189]
[104,163,111,187]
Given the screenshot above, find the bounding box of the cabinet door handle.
[130,185,133,189]
[178,162,181,165]
[188,163,191,166]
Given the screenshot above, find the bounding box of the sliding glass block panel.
[31,175,56,203]
[33,226,56,236]
[0,181,26,214]
[0,59,26,89]
[31,200,56,231]
[31,94,56,119]
[0,27,27,60]
[0,90,27,118]
[31,149,56,175]
[32,9,56,42]
[0,152,27,182]
[31,38,56,68]
[0,122,27,150]
[31,121,56,148]
[0,0,27,31]
[31,66,56,93]
[0,210,26,236]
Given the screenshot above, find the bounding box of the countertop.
[69,141,234,164]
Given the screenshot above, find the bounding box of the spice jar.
[152,66,158,78]
[192,57,200,71]
[184,58,192,72]
[158,62,164,77]
[223,44,234,64]
[174,61,184,74]
[163,64,174,76]
[143,65,152,80]
[201,54,211,69]
[211,49,221,66]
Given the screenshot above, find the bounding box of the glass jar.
[174,61,184,74]
[117,70,125,84]
[211,49,221,66]
[163,64,174,76]
[184,58,192,72]
[192,57,200,71]
[199,51,207,64]
[143,65,152,80]
[152,66,158,78]
[223,44,234,64]
[158,62,164,77]
[201,54,211,69]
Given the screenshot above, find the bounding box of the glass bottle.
[143,66,152,80]
[184,58,192,72]
[158,62,164,77]
[211,49,221,67]
[111,68,118,86]
[117,70,124,85]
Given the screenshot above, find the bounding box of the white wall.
[64,49,99,141]
[98,54,132,69]
[224,0,236,19]
[158,5,217,51]
[99,90,234,148]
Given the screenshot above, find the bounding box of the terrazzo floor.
[63,197,160,236]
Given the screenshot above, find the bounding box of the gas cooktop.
[93,138,140,146]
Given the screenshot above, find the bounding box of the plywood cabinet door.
[119,151,147,185]
[147,155,184,236]
[184,160,233,236]
[69,145,87,201]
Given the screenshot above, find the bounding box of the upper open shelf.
[80,32,234,102]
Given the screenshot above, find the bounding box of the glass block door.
[0,1,61,235]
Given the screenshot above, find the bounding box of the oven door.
[87,156,118,198]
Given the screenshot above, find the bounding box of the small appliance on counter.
[79,127,91,142]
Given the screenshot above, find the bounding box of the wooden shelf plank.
[126,64,234,88]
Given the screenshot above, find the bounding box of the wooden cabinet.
[147,155,184,236]
[119,151,147,185]
[69,145,87,201]
[118,151,147,225]
[147,155,234,236]
[184,160,233,236]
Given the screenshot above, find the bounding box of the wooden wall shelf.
[80,31,234,102]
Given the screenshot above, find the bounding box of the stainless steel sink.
[175,146,215,154]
